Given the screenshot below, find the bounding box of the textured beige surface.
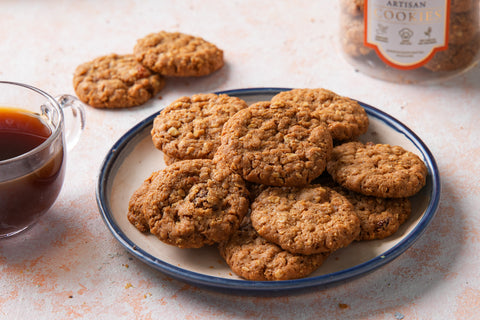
[1,1,479,319]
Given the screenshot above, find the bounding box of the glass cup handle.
[55,94,86,152]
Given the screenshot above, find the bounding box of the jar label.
[364,0,450,69]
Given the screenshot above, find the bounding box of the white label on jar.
[365,0,449,69]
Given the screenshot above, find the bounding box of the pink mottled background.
[1,1,479,319]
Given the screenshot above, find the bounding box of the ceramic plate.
[96,88,440,293]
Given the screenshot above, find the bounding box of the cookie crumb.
[338,303,349,309]
[125,282,133,289]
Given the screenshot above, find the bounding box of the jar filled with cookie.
[339,0,480,83]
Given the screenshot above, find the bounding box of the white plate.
[96,88,440,293]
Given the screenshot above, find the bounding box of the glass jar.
[339,0,480,83]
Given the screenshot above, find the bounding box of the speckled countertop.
[1,1,479,319]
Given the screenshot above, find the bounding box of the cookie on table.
[329,183,412,241]
[218,215,329,281]
[152,93,248,161]
[327,142,428,198]
[134,31,224,77]
[73,54,165,108]
[215,101,333,187]
[250,185,360,255]
[271,88,369,141]
[139,159,249,248]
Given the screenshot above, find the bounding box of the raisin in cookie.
[133,31,224,77]
[152,93,248,161]
[218,215,329,281]
[327,142,428,198]
[138,159,249,248]
[250,185,360,255]
[215,101,333,187]
[329,184,411,241]
[272,88,369,141]
[73,53,165,108]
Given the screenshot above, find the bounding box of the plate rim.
[96,87,441,293]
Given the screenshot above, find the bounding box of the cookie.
[250,185,360,255]
[271,88,369,141]
[340,0,364,16]
[152,93,248,161]
[340,15,372,57]
[133,31,224,77]
[451,0,475,13]
[329,184,411,241]
[424,34,480,71]
[73,54,165,108]
[127,171,160,233]
[218,215,329,281]
[449,11,478,45]
[327,142,428,198]
[215,101,333,187]
[139,159,249,248]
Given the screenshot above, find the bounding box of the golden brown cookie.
[215,101,333,187]
[424,34,480,71]
[136,159,249,248]
[271,88,369,141]
[250,185,360,255]
[329,184,411,241]
[218,215,329,281]
[327,142,428,198]
[133,31,224,77]
[340,0,365,16]
[449,11,478,45]
[340,15,372,57]
[127,171,160,233]
[152,93,248,161]
[73,54,165,108]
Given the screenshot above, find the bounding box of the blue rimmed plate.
[96,88,440,293]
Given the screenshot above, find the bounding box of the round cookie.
[152,93,248,161]
[141,159,249,248]
[127,171,161,233]
[329,184,412,241]
[340,0,365,16]
[218,215,329,281]
[424,35,479,72]
[448,11,478,45]
[133,31,224,77]
[327,142,428,198]
[215,101,333,187]
[271,88,369,141]
[73,53,165,108]
[340,16,372,57]
[250,185,360,255]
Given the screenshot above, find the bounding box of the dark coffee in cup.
[0,107,65,235]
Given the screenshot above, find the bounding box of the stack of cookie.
[128,88,428,281]
[73,31,224,108]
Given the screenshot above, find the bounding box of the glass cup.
[0,81,86,238]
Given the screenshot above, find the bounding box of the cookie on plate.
[127,171,160,233]
[73,53,165,108]
[250,185,360,255]
[271,88,369,141]
[215,101,333,187]
[133,31,224,77]
[138,159,249,248]
[218,215,329,281]
[329,184,412,241]
[151,93,248,161]
[327,142,428,198]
